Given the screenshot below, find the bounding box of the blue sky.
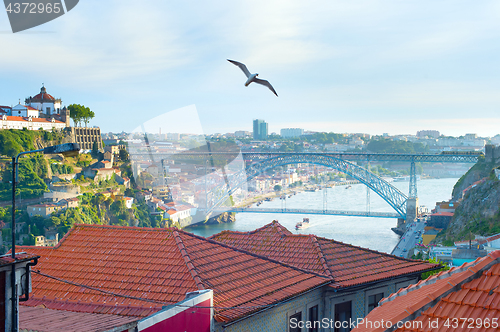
[1,0,500,136]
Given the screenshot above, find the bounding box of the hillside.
[451,155,493,199]
[0,129,74,202]
[437,156,500,243]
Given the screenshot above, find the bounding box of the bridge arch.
[209,154,408,218]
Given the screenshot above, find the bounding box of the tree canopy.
[68,104,95,127]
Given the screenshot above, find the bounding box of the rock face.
[445,177,500,241]
[439,156,500,243]
[452,159,494,200]
[205,212,236,225]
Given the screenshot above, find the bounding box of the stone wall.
[485,144,500,163]
[68,127,103,150]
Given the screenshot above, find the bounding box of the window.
[308,305,319,332]
[289,311,302,332]
[368,293,384,312]
[334,301,352,332]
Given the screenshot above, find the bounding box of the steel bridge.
[213,208,400,218]
[134,148,480,220]
[201,151,480,220]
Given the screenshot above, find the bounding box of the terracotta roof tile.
[353,250,500,332]
[0,252,39,267]
[19,305,138,332]
[17,224,328,322]
[210,221,438,286]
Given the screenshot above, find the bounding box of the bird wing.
[227,59,251,78]
[254,78,278,97]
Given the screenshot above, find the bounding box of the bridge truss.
[207,153,409,218]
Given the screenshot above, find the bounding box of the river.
[185,178,459,253]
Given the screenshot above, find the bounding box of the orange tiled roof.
[33,92,56,100]
[2,115,64,123]
[353,250,500,332]
[0,253,39,267]
[19,306,139,332]
[209,221,438,287]
[17,224,328,322]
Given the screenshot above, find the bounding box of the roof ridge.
[172,230,205,291]
[314,235,420,264]
[21,298,161,317]
[272,220,292,236]
[208,221,291,240]
[380,251,500,307]
[182,228,331,279]
[309,235,334,279]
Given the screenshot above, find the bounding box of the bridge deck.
[212,207,400,218]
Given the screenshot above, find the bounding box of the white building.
[0,85,70,130]
[280,128,304,138]
[25,85,62,116]
[1,115,66,131]
[11,104,39,118]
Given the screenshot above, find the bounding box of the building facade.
[68,126,103,150]
[253,119,268,140]
[281,128,304,138]
[1,85,72,130]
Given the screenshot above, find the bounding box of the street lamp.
[10,142,79,332]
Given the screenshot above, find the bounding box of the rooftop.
[17,224,329,322]
[353,250,500,332]
[0,252,39,267]
[1,115,64,123]
[19,306,138,332]
[209,220,438,287]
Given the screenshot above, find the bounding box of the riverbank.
[233,180,360,209]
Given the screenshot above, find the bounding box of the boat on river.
[295,218,310,230]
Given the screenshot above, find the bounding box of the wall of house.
[214,287,323,332]
[323,276,417,331]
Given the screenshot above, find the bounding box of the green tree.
[68,104,94,127]
[91,141,99,158]
[119,148,129,161]
[421,257,450,279]
[68,104,84,127]
[274,184,282,192]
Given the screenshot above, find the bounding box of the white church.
[0,85,70,131]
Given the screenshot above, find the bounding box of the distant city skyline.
[1,1,500,137]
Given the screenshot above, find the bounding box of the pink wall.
[141,299,211,332]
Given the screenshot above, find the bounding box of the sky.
[1,0,500,137]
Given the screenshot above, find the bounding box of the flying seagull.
[227,59,278,97]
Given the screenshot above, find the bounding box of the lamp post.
[10,142,79,332]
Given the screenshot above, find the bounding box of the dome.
[31,85,56,101]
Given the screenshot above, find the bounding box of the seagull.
[227,59,278,97]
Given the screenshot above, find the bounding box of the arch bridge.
[207,154,409,218]
[204,151,480,220]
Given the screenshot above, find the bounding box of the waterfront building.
[253,119,268,140]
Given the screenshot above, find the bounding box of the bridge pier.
[406,197,419,222]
